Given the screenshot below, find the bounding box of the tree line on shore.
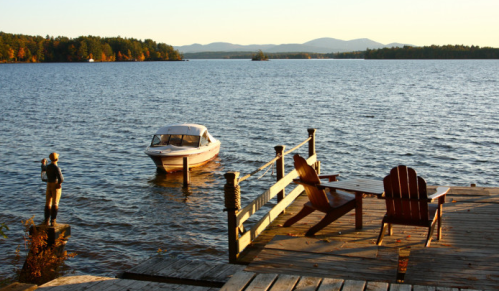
[184,51,362,59]
[185,45,498,60]
[0,32,183,63]
[365,45,499,59]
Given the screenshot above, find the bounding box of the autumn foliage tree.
[0,32,183,63]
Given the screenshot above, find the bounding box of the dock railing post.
[308,128,316,157]
[183,157,190,187]
[308,128,320,173]
[275,145,286,204]
[224,171,241,264]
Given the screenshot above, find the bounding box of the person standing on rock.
[43,152,64,226]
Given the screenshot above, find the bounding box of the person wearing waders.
[43,152,64,226]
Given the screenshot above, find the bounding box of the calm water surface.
[0,60,498,278]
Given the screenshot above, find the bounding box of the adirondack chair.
[283,154,356,236]
[376,165,450,247]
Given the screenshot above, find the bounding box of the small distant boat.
[144,123,221,173]
[87,58,94,62]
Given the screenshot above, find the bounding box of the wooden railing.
[224,128,320,263]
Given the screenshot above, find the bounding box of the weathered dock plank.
[270,274,300,291]
[244,273,278,291]
[36,275,217,291]
[153,258,193,276]
[122,257,245,287]
[218,271,487,291]
[294,276,322,291]
[219,271,256,291]
[341,280,367,291]
[365,281,389,291]
[387,283,412,291]
[318,278,344,291]
[247,247,398,282]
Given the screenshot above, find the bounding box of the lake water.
[0,59,498,279]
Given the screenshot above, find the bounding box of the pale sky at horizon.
[1,0,498,48]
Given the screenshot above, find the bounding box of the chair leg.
[377,222,389,245]
[305,201,355,236]
[305,211,346,236]
[425,221,438,247]
[283,205,314,227]
[437,204,443,240]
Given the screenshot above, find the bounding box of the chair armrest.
[318,174,340,182]
[428,187,450,202]
[293,178,321,188]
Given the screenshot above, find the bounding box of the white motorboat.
[145,123,221,173]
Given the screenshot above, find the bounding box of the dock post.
[275,145,286,206]
[308,128,316,157]
[224,172,241,264]
[183,157,190,187]
[308,128,319,173]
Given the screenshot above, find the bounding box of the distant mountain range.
[174,37,411,54]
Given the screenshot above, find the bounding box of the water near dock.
[0,60,498,279]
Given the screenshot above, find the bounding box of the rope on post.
[224,171,240,263]
[224,184,241,211]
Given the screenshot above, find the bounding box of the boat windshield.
[150,134,200,147]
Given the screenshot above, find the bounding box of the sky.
[1,0,498,48]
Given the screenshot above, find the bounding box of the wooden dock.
[237,186,499,290]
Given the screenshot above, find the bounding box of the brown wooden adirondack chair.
[283,154,356,236]
[376,165,450,247]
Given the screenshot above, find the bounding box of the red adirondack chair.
[283,154,356,236]
[377,165,450,247]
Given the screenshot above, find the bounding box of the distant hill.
[175,37,412,54]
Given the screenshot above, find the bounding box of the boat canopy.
[155,124,208,136]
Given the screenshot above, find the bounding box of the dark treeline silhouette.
[185,52,355,59]
[0,32,183,63]
[183,45,499,60]
[365,45,499,59]
[325,51,365,59]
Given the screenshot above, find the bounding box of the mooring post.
[29,224,71,247]
[183,157,190,187]
[224,171,240,264]
[20,224,71,283]
[275,145,286,205]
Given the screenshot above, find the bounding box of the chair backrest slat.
[407,167,420,221]
[398,166,412,221]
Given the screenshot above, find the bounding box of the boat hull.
[146,143,220,173]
